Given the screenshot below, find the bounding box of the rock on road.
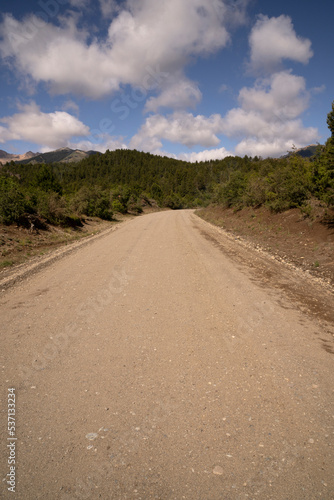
[1,210,333,499]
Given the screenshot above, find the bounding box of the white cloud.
[131,68,319,158]
[218,71,319,157]
[234,124,318,158]
[238,71,310,120]
[226,110,319,157]
[130,112,224,152]
[69,135,127,153]
[0,102,90,149]
[145,78,202,112]
[249,15,313,73]
[220,16,318,157]
[0,0,236,99]
[179,147,233,162]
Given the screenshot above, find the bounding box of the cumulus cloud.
[179,147,233,162]
[0,0,236,99]
[131,68,319,158]
[234,122,318,157]
[0,15,120,98]
[220,72,319,157]
[130,112,224,152]
[69,135,127,153]
[0,102,90,149]
[238,71,310,120]
[219,15,318,157]
[249,15,313,73]
[145,78,202,112]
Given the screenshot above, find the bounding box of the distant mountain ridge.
[0,147,101,165]
[283,144,322,159]
[0,150,38,165]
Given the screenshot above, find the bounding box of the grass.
[0,260,14,268]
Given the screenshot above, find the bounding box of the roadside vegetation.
[0,102,333,228]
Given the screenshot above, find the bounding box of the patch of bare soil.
[197,204,334,286]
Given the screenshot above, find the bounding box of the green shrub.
[0,176,27,224]
[70,187,113,220]
[112,199,127,214]
[163,194,183,210]
[37,192,67,224]
[221,171,248,208]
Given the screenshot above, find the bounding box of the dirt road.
[1,210,333,499]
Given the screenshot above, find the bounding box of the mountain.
[0,150,38,165]
[0,147,101,165]
[283,144,322,159]
[16,147,101,164]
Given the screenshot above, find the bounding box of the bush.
[312,138,334,206]
[37,192,67,224]
[91,195,113,220]
[264,158,311,212]
[221,171,248,208]
[70,187,113,220]
[30,165,62,194]
[0,176,27,224]
[163,194,183,210]
[112,199,127,214]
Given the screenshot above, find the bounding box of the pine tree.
[327,100,334,138]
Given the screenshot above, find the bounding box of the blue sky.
[0,0,333,161]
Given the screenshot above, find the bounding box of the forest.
[0,102,333,227]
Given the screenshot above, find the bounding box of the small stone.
[308,438,314,444]
[86,433,98,441]
[213,466,224,475]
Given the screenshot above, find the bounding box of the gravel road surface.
[1,210,333,499]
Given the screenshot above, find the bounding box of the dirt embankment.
[197,204,334,286]
[0,205,164,289]
[0,216,134,290]
[0,218,116,268]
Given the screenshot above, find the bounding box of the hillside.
[15,147,101,164]
[283,144,321,159]
[0,150,37,165]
